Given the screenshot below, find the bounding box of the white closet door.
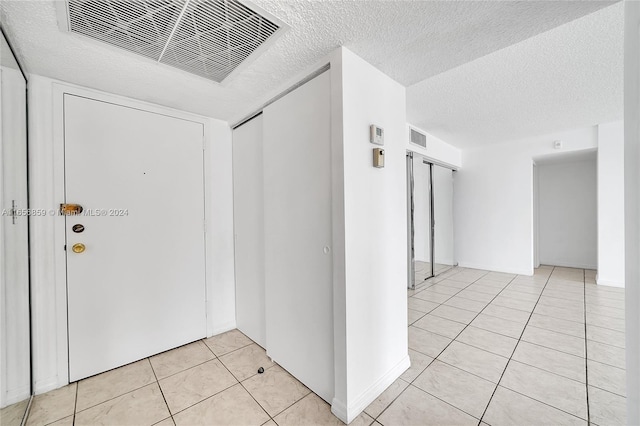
[263,71,334,402]
[64,94,207,381]
[232,115,266,347]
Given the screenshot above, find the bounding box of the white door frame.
[31,80,218,391]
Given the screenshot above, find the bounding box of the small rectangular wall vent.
[66,0,282,83]
[410,128,427,148]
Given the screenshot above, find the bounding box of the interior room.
[1,1,639,425]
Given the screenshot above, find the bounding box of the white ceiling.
[0,0,621,149]
[407,1,624,148]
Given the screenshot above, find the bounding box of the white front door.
[64,94,207,381]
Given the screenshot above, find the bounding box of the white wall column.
[597,122,625,287]
[624,1,640,424]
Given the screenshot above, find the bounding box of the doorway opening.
[533,149,597,271]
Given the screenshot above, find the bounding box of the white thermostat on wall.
[370,125,384,145]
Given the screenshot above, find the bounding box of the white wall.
[537,157,597,269]
[407,124,462,169]
[598,121,625,287]
[232,115,266,348]
[27,75,236,394]
[624,2,640,424]
[331,47,409,423]
[455,126,598,275]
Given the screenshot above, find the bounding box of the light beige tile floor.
[399,265,627,426]
[23,266,626,426]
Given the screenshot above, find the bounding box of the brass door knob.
[72,243,86,253]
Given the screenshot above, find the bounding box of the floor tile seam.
[582,309,626,321]
[148,355,173,420]
[528,310,586,325]
[167,380,242,418]
[583,319,625,333]
[587,358,627,372]
[449,330,516,358]
[260,387,313,421]
[584,302,626,309]
[485,300,535,314]
[197,356,273,423]
[411,382,494,422]
[400,273,513,424]
[72,378,79,425]
[152,356,219,382]
[514,338,587,360]
[586,382,627,399]
[407,311,427,326]
[584,338,625,350]
[525,321,586,339]
[584,355,626,371]
[441,300,487,314]
[74,380,161,415]
[582,270,590,425]
[518,337,585,358]
[433,357,504,386]
[456,314,522,339]
[506,358,588,386]
[203,340,253,358]
[409,321,460,340]
[478,267,556,423]
[494,382,590,422]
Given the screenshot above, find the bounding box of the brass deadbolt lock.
[61,203,83,216]
[72,243,86,254]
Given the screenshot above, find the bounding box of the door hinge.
[64,244,67,251]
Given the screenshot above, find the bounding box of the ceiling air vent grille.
[410,128,427,148]
[66,0,282,83]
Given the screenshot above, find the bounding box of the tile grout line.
[376,270,492,423]
[584,269,591,425]
[147,357,174,425]
[379,269,512,423]
[203,339,278,425]
[477,266,556,424]
[72,379,78,426]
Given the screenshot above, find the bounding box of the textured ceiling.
[0,0,620,148]
[407,2,624,148]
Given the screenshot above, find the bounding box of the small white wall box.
[370,125,384,145]
[373,148,385,168]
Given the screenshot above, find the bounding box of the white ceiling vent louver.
[410,128,427,149]
[65,0,284,83]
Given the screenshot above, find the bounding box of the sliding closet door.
[411,154,433,286]
[432,165,455,274]
[263,71,334,402]
[232,115,266,347]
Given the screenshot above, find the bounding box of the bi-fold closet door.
[232,71,334,402]
[407,152,455,289]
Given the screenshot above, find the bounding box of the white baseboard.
[34,375,63,395]
[539,260,597,270]
[595,277,625,288]
[209,320,237,338]
[331,398,348,424]
[331,355,411,424]
[3,384,31,406]
[456,262,532,276]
